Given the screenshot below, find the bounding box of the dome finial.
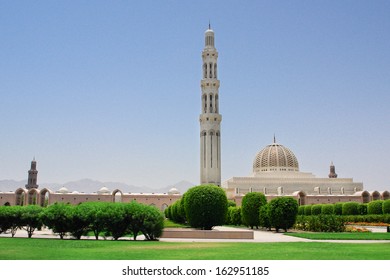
[208,20,211,30]
[273,134,276,143]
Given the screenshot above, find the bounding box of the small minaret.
[25,158,39,189]
[328,161,338,178]
[200,24,222,186]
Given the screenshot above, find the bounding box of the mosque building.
[0,26,388,209]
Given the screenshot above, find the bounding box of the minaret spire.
[26,159,39,190]
[200,25,221,186]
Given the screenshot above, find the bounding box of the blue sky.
[1,1,389,190]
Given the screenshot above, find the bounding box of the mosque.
[0,26,388,209]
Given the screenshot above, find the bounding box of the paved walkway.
[1,226,389,243]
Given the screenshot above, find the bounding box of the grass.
[0,237,389,260]
[163,220,189,228]
[285,232,390,240]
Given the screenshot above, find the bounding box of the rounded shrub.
[259,204,271,230]
[311,204,322,215]
[367,200,383,215]
[298,205,305,215]
[357,203,368,215]
[321,204,334,215]
[304,205,312,216]
[184,184,228,230]
[228,206,241,226]
[334,203,344,215]
[268,197,298,232]
[383,200,390,214]
[342,202,359,215]
[241,192,267,229]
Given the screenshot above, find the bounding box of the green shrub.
[368,200,383,215]
[259,204,271,230]
[321,204,334,215]
[41,203,73,239]
[140,205,165,241]
[357,203,368,215]
[268,197,298,232]
[294,215,345,232]
[334,203,344,215]
[298,205,305,215]
[184,185,228,230]
[227,200,236,207]
[241,192,267,229]
[0,206,22,237]
[383,200,390,214]
[311,204,322,215]
[342,202,359,215]
[304,205,312,216]
[228,206,241,226]
[20,205,43,238]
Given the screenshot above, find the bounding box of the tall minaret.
[25,158,39,190]
[328,161,338,178]
[200,24,222,186]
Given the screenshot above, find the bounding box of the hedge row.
[298,200,390,216]
[0,201,164,240]
[294,214,390,232]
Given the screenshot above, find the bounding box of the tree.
[184,185,228,230]
[259,204,271,230]
[103,203,128,240]
[77,202,108,240]
[68,204,91,240]
[41,203,72,239]
[241,192,267,229]
[141,205,165,240]
[20,205,43,238]
[268,197,298,232]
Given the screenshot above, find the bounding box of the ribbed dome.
[253,142,299,173]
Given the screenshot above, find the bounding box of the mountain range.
[0,179,195,194]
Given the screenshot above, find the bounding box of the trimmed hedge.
[298,205,305,215]
[184,184,228,230]
[334,203,344,215]
[368,200,383,215]
[357,203,368,215]
[268,197,298,232]
[304,205,312,216]
[384,200,390,214]
[311,204,322,215]
[321,204,334,215]
[342,202,359,215]
[295,215,345,232]
[241,192,267,229]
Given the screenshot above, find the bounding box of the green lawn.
[285,232,390,240]
[0,237,389,260]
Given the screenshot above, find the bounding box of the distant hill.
[0,179,195,194]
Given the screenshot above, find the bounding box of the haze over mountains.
[0,179,194,194]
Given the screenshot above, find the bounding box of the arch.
[39,188,52,207]
[202,94,207,113]
[112,189,123,203]
[382,191,389,200]
[4,202,11,206]
[214,63,217,78]
[371,191,380,201]
[161,203,168,211]
[292,191,306,206]
[15,188,27,206]
[203,63,207,78]
[28,189,39,205]
[362,191,370,203]
[209,62,212,78]
[215,94,219,113]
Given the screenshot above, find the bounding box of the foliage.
[259,204,271,230]
[311,204,322,215]
[227,200,236,207]
[241,192,267,229]
[0,206,22,237]
[297,205,305,215]
[294,215,345,232]
[304,205,312,216]
[184,184,228,230]
[268,197,298,232]
[342,214,390,224]
[286,232,390,240]
[383,200,390,214]
[226,206,241,226]
[140,205,165,240]
[342,202,359,215]
[20,205,43,238]
[103,203,128,240]
[321,204,334,215]
[41,203,72,239]
[357,203,368,215]
[367,200,383,215]
[333,203,344,215]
